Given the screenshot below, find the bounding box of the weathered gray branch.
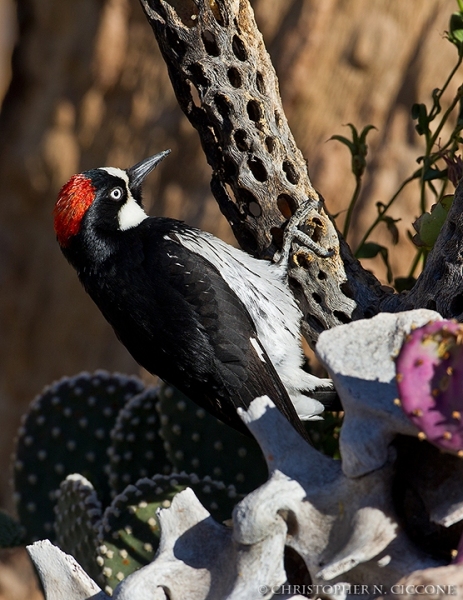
[138,0,462,344]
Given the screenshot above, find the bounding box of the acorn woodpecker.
[54,151,335,440]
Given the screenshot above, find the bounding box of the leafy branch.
[331,1,463,288]
[329,123,376,239]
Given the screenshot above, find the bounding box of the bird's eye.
[110,187,123,201]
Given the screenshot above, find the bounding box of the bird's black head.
[54,150,170,249]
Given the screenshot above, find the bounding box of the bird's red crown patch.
[54,174,95,247]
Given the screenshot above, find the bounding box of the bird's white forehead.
[100,166,129,185]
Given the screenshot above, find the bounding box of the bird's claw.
[274,200,334,267]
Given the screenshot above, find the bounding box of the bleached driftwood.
[27,539,107,600]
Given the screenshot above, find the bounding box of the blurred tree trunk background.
[0,0,458,520]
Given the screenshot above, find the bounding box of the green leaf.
[345,123,360,144]
[449,12,463,45]
[97,474,241,594]
[375,202,400,244]
[356,242,384,259]
[359,124,377,145]
[423,167,448,181]
[157,385,267,495]
[328,134,355,153]
[431,88,442,117]
[412,103,429,136]
[356,242,393,283]
[411,103,421,120]
[412,195,454,249]
[383,216,401,245]
[329,123,376,178]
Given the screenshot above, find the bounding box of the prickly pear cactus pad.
[157,385,267,494]
[14,371,144,542]
[54,474,102,583]
[108,387,171,496]
[97,473,239,595]
[395,320,463,454]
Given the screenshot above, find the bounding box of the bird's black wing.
[116,223,311,441]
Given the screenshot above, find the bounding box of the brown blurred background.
[0,0,460,597]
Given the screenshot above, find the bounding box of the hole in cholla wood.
[256,71,265,94]
[188,63,210,92]
[234,129,248,151]
[227,66,242,88]
[247,99,262,122]
[164,0,199,27]
[277,193,297,218]
[282,160,300,185]
[265,136,276,153]
[209,0,225,26]
[333,310,351,324]
[312,292,322,305]
[248,201,261,217]
[247,157,267,182]
[215,93,232,118]
[202,30,220,56]
[232,34,248,61]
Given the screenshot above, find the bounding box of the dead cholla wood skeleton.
[138,0,389,346]
[138,0,463,344]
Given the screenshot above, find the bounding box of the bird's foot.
[273,201,334,267]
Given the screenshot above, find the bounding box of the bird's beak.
[127,150,171,188]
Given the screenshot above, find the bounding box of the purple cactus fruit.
[395,319,463,455]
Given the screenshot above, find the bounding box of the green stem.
[354,171,419,254]
[417,66,462,213]
[429,56,462,120]
[429,82,463,148]
[342,176,362,239]
[419,160,428,214]
[437,178,449,203]
[420,85,462,212]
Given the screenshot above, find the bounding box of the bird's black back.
[68,217,310,442]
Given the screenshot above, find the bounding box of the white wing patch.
[250,337,266,363]
[174,228,327,420]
